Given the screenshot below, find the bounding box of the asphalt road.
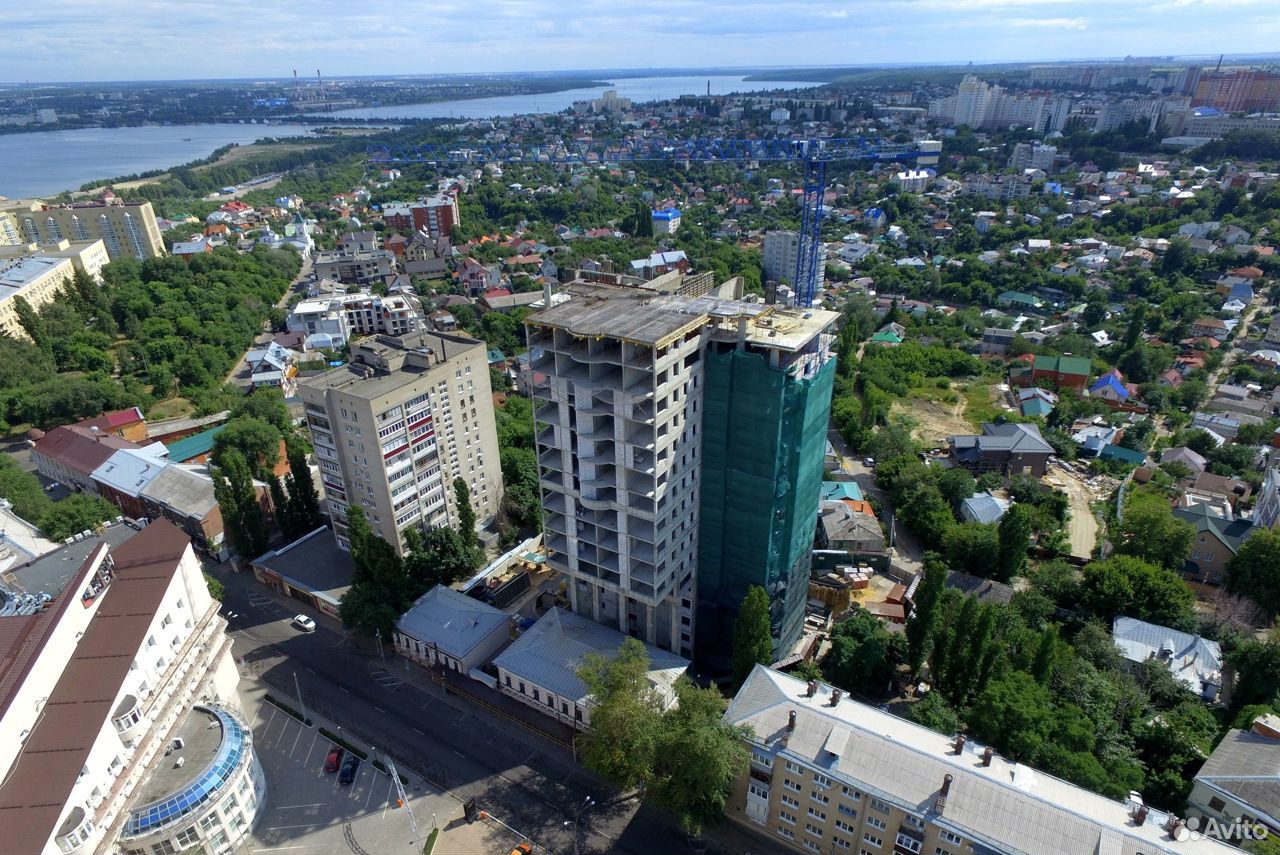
[211,561,749,855]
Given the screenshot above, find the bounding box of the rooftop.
[1112,616,1222,695]
[33,424,141,477]
[1196,723,1280,823]
[1,520,137,600]
[164,425,226,462]
[0,255,72,297]
[300,330,485,400]
[251,527,352,606]
[0,521,192,855]
[493,607,689,707]
[138,465,218,520]
[726,666,1233,855]
[397,585,510,659]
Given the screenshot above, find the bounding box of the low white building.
[287,291,425,349]
[0,520,256,855]
[1112,616,1224,701]
[493,608,689,730]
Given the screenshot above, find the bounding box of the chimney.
[830,688,843,707]
[953,735,967,755]
[1134,805,1149,827]
[981,747,994,767]
[787,710,797,733]
[805,680,817,698]
[934,773,953,813]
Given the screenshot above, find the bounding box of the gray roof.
[90,445,170,498]
[818,501,884,546]
[1160,446,1207,472]
[960,492,1010,524]
[138,465,218,520]
[1112,616,1223,694]
[396,584,509,659]
[251,527,353,605]
[1172,505,1253,553]
[725,666,1234,855]
[950,422,1054,456]
[2,522,138,599]
[945,571,1014,604]
[1196,727,1280,823]
[493,608,689,705]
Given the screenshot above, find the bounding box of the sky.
[5,0,1278,83]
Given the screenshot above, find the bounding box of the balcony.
[534,404,561,427]
[545,532,569,556]
[579,487,616,510]
[624,426,655,451]
[538,449,564,472]
[630,402,655,424]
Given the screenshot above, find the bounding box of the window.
[786,760,804,774]
[160,614,172,629]
[782,795,800,809]
[199,814,220,833]
[935,849,954,855]
[784,778,802,793]
[868,816,886,831]
[863,834,884,848]
[834,837,851,850]
[842,786,862,800]
[895,834,923,854]
[777,827,796,841]
[836,819,856,833]
[209,831,228,852]
[938,830,964,846]
[176,826,200,847]
[751,750,773,768]
[814,772,832,787]
[804,838,822,852]
[152,842,177,855]
[838,803,857,818]
[811,790,829,805]
[1208,796,1227,812]
[779,811,797,825]
[749,782,770,799]
[870,798,891,815]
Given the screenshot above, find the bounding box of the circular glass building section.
[119,704,264,855]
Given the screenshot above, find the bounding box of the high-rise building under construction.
[525,280,836,667]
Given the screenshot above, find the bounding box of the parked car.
[338,754,360,785]
[324,746,344,773]
[863,457,875,468]
[509,844,533,855]
[292,614,316,633]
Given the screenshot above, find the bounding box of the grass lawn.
[148,397,195,420]
[959,382,1006,426]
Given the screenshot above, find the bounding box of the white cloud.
[1007,16,1089,28]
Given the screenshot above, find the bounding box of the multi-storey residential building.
[0,238,111,281]
[0,196,164,260]
[381,194,459,241]
[288,291,424,349]
[1194,69,1280,113]
[0,254,76,340]
[298,330,502,555]
[763,230,827,286]
[0,520,259,855]
[526,284,837,664]
[724,666,1234,855]
[312,248,396,287]
[1008,142,1057,172]
[652,208,681,234]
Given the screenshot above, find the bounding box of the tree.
[1115,493,1195,571]
[1078,555,1195,629]
[1230,639,1280,710]
[650,678,751,836]
[212,416,282,478]
[268,475,291,536]
[937,467,976,508]
[823,611,903,698]
[943,522,999,578]
[285,438,322,535]
[12,296,50,352]
[577,637,663,792]
[212,448,270,559]
[996,504,1033,582]
[866,419,919,462]
[731,585,774,688]
[0,453,51,522]
[908,691,960,735]
[405,526,476,589]
[906,556,946,676]
[453,477,478,550]
[38,494,117,541]
[1227,527,1280,620]
[339,507,410,638]
[232,387,290,433]
[203,572,225,602]
[969,671,1055,762]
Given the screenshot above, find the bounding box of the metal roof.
[138,465,218,520]
[1196,728,1280,823]
[396,584,509,660]
[90,444,170,498]
[163,425,226,463]
[493,607,688,706]
[1112,616,1222,693]
[725,666,1235,855]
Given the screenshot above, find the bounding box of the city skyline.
[6,0,1279,83]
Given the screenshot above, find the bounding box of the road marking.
[253,846,307,851]
[289,720,305,757]
[339,685,351,694]
[412,727,426,736]
[381,776,395,819]
[274,803,327,809]
[262,824,323,831]
[453,750,466,758]
[364,771,377,810]
[373,705,386,714]
[305,667,316,674]
[303,730,319,766]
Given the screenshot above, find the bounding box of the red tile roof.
[78,407,145,432]
[0,521,191,855]
[33,425,142,478]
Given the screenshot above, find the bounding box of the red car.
[324,746,344,773]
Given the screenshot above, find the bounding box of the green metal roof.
[1034,354,1092,377]
[164,425,226,462]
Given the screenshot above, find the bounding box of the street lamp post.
[562,796,594,855]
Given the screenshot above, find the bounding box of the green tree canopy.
[39,494,118,541]
[576,637,664,792]
[731,585,774,689]
[212,416,283,479]
[1078,555,1195,630]
[1227,527,1280,620]
[1114,492,1195,571]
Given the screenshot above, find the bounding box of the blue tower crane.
[368,136,940,308]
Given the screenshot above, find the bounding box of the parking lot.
[242,688,517,855]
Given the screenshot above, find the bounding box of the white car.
[292,615,316,633]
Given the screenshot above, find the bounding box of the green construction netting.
[695,347,835,670]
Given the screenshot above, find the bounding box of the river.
[1,75,819,198]
[312,74,819,120]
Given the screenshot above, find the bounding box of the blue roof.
[1230,283,1255,301]
[1089,374,1129,400]
[396,584,509,659]
[1020,397,1055,417]
[487,348,506,364]
[961,492,1008,525]
[1099,443,1146,464]
[651,209,681,220]
[820,481,864,503]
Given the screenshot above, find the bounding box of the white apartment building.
[287,291,424,349]
[891,169,933,194]
[0,197,164,260]
[299,331,502,555]
[0,238,110,282]
[0,521,257,855]
[1009,142,1058,172]
[0,254,76,340]
[763,230,826,286]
